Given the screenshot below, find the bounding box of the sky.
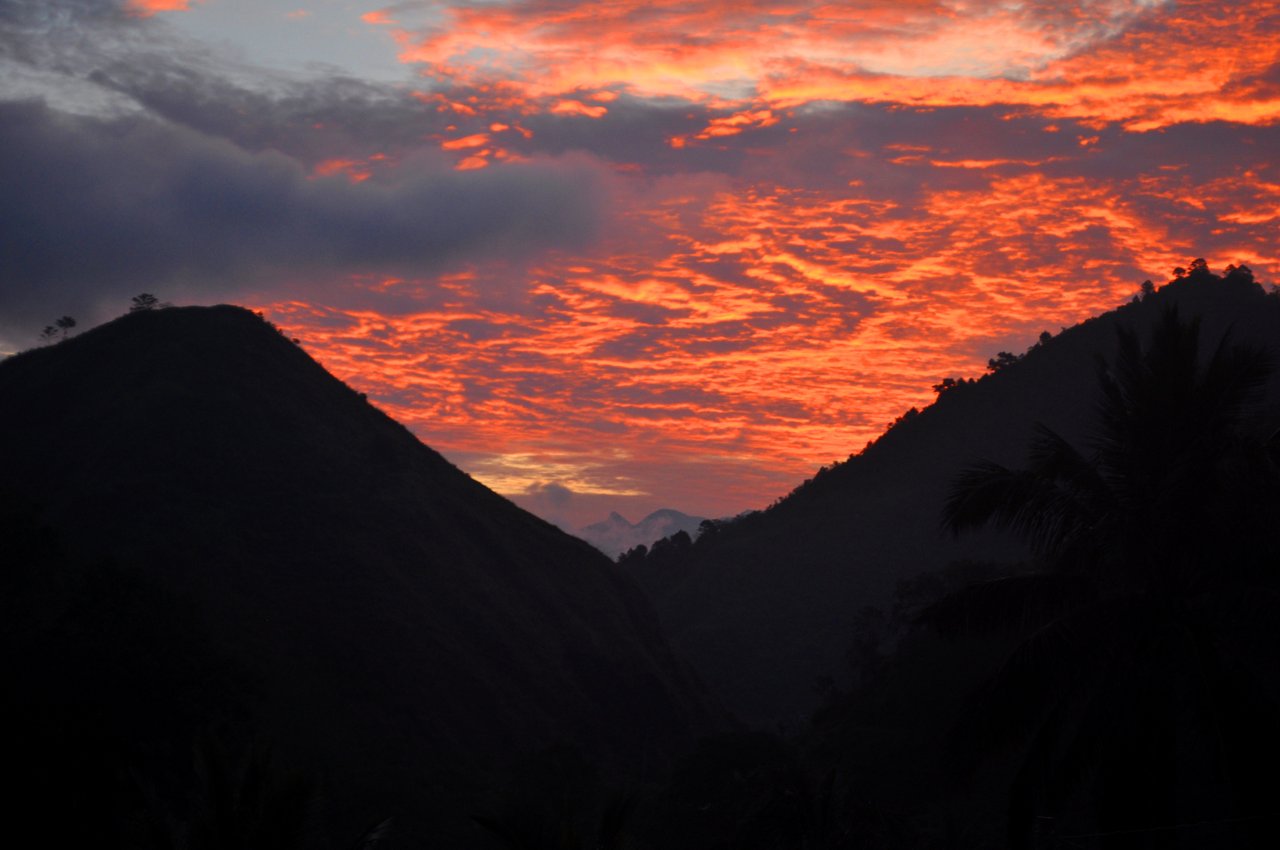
[3,0,1279,531]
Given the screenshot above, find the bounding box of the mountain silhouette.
[0,305,722,845]
[579,508,707,558]
[629,267,1280,727]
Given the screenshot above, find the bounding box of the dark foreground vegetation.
[3,264,1279,848]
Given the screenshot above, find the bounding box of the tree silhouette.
[986,350,1021,373]
[37,316,77,343]
[932,376,971,396]
[938,307,1280,848]
[131,293,160,312]
[946,307,1276,585]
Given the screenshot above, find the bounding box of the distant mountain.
[628,269,1280,727]
[0,306,723,845]
[579,509,707,558]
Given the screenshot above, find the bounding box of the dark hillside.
[633,268,1280,727]
[0,305,723,845]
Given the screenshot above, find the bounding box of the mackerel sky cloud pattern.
[396,1,1159,93]
[3,0,1279,528]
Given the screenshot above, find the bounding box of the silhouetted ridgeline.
[627,266,1280,728]
[6,272,1279,848]
[0,305,724,847]
[794,283,1280,849]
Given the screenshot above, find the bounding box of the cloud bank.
[0,0,606,344]
[0,100,602,339]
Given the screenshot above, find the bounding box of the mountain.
[579,509,707,558]
[0,305,723,845]
[628,268,1280,727]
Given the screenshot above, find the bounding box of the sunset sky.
[3,0,1279,529]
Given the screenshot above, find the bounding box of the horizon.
[3,0,1278,529]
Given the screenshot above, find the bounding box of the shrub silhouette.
[131,293,160,312]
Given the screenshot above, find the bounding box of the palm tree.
[936,307,1280,848]
[946,307,1275,585]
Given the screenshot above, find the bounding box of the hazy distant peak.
[579,507,707,558]
[642,508,698,522]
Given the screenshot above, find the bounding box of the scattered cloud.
[125,0,200,16]
[4,0,1278,519]
[361,10,395,27]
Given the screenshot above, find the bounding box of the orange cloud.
[694,109,779,140]
[126,0,200,15]
[227,2,1280,521]
[551,100,609,118]
[313,158,373,182]
[387,1,1279,131]
[440,133,491,150]
[263,141,1280,519]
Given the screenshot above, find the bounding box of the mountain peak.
[579,507,707,558]
[1,304,722,843]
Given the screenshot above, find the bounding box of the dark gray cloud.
[88,63,452,164]
[1049,119,1280,183]
[0,0,133,51]
[0,99,604,342]
[0,0,614,347]
[517,481,578,531]
[526,480,574,508]
[0,0,159,84]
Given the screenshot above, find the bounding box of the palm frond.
[943,459,1101,559]
[596,790,636,850]
[1026,425,1115,527]
[1026,425,1091,482]
[943,459,1022,536]
[352,817,393,850]
[1198,328,1272,433]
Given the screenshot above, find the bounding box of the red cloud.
[125,0,200,16]
[96,0,1280,520]
[386,1,1279,131]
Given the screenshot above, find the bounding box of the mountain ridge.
[629,268,1280,726]
[0,304,725,844]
